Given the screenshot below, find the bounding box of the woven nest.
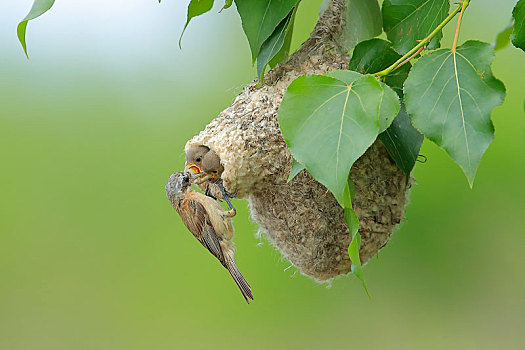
[185,0,410,281]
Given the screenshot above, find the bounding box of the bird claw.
[224,209,236,218]
[218,181,236,216]
[187,165,236,215]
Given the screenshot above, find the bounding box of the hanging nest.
[185,0,410,281]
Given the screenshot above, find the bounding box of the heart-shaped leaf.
[382,0,450,54]
[179,0,215,48]
[234,0,299,62]
[17,0,56,58]
[278,73,399,203]
[325,70,400,133]
[257,8,295,81]
[404,41,506,186]
[512,0,525,51]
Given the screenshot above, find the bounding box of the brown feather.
[225,254,254,303]
[176,196,225,265]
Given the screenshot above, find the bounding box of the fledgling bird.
[165,171,253,303]
[185,145,224,179]
[185,145,236,214]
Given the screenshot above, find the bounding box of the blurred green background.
[1,1,524,349]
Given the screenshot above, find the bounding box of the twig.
[374,0,470,77]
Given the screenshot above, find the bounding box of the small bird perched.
[185,145,236,215]
[165,171,253,303]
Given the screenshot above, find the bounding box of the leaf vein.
[335,88,352,182]
[452,52,472,172]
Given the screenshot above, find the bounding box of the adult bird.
[166,171,253,303]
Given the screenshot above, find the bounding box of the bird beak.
[185,163,202,176]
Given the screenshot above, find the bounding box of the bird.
[185,145,236,215]
[185,145,224,179]
[165,171,253,303]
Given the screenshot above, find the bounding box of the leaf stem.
[375,0,470,77]
[395,44,425,71]
[452,0,470,52]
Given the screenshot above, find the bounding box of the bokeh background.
[1,1,524,349]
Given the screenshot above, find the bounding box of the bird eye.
[212,170,217,174]
[195,157,201,162]
[183,176,189,183]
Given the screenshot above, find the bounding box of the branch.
[375,0,470,77]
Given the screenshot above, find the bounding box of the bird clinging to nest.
[165,171,253,303]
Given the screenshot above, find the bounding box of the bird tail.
[225,254,253,304]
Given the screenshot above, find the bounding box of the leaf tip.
[17,21,29,59]
[362,280,372,300]
[467,176,475,189]
[463,167,477,188]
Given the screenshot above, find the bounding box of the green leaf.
[343,176,356,203]
[512,0,525,51]
[348,232,370,296]
[256,8,295,81]
[343,204,358,246]
[278,73,398,204]
[288,158,305,182]
[338,0,382,51]
[493,20,514,52]
[349,38,411,97]
[378,104,423,183]
[179,0,215,49]
[17,0,56,58]
[268,6,296,69]
[325,70,400,133]
[377,82,401,133]
[220,0,233,12]
[382,0,450,54]
[404,41,506,186]
[324,69,363,85]
[342,178,370,297]
[234,0,299,62]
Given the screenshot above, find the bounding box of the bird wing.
[177,197,225,265]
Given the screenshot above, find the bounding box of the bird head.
[165,171,192,203]
[185,145,209,174]
[185,145,224,180]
